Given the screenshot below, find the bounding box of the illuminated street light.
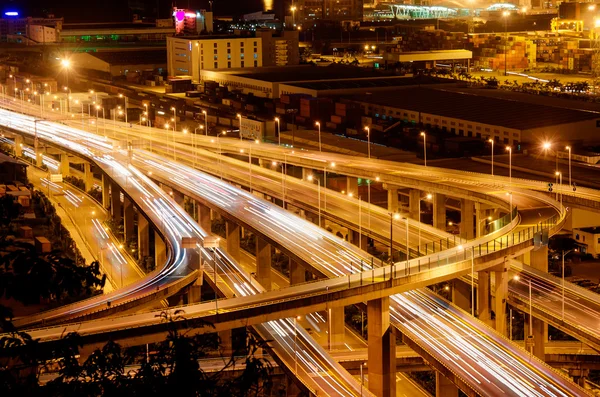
[315,121,321,152]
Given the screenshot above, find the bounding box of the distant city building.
[68,49,167,80]
[60,22,175,43]
[0,15,63,42]
[296,0,364,22]
[167,29,299,81]
[172,8,213,35]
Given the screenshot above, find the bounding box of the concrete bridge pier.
[569,368,589,387]
[409,189,421,220]
[384,184,399,214]
[14,135,22,157]
[111,181,122,224]
[138,214,150,259]
[172,189,184,206]
[461,199,474,240]
[102,174,110,209]
[367,296,396,397]
[84,162,94,192]
[123,196,134,245]
[433,193,446,230]
[186,247,202,303]
[346,176,358,196]
[60,153,70,177]
[289,259,305,285]
[256,236,272,291]
[226,220,241,262]
[154,230,167,267]
[328,306,345,351]
[198,202,211,233]
[524,246,549,360]
[452,279,471,312]
[436,372,459,397]
[349,229,368,251]
[493,262,509,336]
[477,270,493,327]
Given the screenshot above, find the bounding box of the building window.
[576,233,580,240]
[201,63,204,69]
[214,61,218,68]
[254,53,258,59]
[254,47,258,53]
[241,48,244,54]
[201,50,203,55]
[227,42,230,47]
[213,43,217,48]
[241,61,244,67]
[227,48,231,54]
[214,49,217,55]
[240,42,244,47]
[254,60,258,67]
[227,61,231,68]
[241,53,244,59]
[227,54,231,59]
[253,41,257,46]
[214,55,218,60]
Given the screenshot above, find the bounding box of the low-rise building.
[167,29,299,82]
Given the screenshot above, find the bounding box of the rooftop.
[62,22,166,30]
[0,153,25,166]
[226,65,398,83]
[284,76,449,91]
[88,50,167,65]
[347,87,600,130]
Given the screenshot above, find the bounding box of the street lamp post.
[315,121,322,152]
[389,212,400,265]
[291,6,297,27]
[505,146,512,189]
[170,107,177,131]
[420,131,427,166]
[202,110,208,135]
[489,139,494,176]
[275,117,281,146]
[555,171,563,207]
[237,113,243,141]
[565,146,572,187]
[417,193,433,253]
[364,126,371,159]
[308,174,321,227]
[514,275,533,355]
[503,11,510,76]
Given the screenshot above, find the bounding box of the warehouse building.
[344,87,600,146]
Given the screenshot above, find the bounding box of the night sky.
[0,0,279,22]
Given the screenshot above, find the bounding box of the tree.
[0,195,20,231]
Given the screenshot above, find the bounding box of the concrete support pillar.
[289,259,305,285]
[102,174,110,209]
[346,176,358,195]
[475,202,488,237]
[452,279,471,312]
[84,162,94,192]
[172,189,184,206]
[493,264,509,336]
[226,220,240,262]
[123,196,134,244]
[60,154,70,177]
[367,297,396,397]
[219,330,233,356]
[154,230,167,267]
[569,369,589,388]
[461,199,475,240]
[256,237,272,291]
[14,135,22,157]
[198,202,211,234]
[409,189,421,220]
[349,229,368,251]
[528,245,548,359]
[529,246,549,271]
[525,316,547,361]
[328,306,345,351]
[436,372,459,397]
[387,187,399,214]
[301,167,311,181]
[477,270,492,327]
[433,193,446,230]
[186,248,202,303]
[110,181,122,223]
[138,214,150,259]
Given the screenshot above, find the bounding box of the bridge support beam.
[289,259,305,285]
[436,372,459,397]
[386,186,399,214]
[154,230,166,268]
[475,202,489,237]
[367,297,396,397]
[60,153,70,177]
[219,330,233,356]
[452,279,471,312]
[256,237,272,291]
[111,181,122,223]
[123,196,134,245]
[409,189,421,220]
[102,174,110,209]
[84,162,94,192]
[198,202,211,234]
[138,214,150,259]
[477,270,493,327]
[569,368,589,387]
[14,135,22,157]
[433,193,446,230]
[346,176,358,196]
[226,220,240,262]
[461,199,474,240]
[493,263,509,336]
[301,167,312,181]
[328,306,345,351]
